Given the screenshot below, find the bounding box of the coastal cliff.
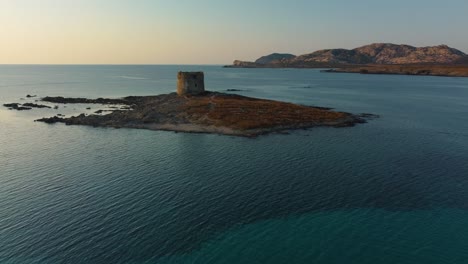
[254,53,296,65]
[228,43,468,68]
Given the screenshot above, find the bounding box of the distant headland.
[4,72,375,137]
[226,43,468,77]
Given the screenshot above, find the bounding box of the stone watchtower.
[177,72,205,96]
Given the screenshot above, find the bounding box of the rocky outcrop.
[22,103,51,109]
[34,92,371,137]
[228,43,468,68]
[255,53,296,65]
[36,115,63,124]
[291,49,372,65]
[229,60,260,68]
[3,103,32,111]
[42,96,129,105]
[455,56,468,65]
[354,43,466,64]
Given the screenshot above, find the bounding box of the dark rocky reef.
[36,115,64,124]
[3,103,32,111]
[3,102,54,111]
[34,92,372,137]
[22,103,51,109]
[226,89,246,92]
[42,96,130,105]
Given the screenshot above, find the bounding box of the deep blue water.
[1,65,468,264]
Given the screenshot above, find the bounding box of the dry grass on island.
[181,93,355,130]
[34,92,370,137]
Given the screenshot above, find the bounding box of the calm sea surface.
[1,65,468,264]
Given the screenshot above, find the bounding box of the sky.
[1,0,467,64]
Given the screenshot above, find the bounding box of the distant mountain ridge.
[229,43,468,68]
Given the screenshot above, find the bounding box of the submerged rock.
[226,89,245,92]
[3,103,32,111]
[358,113,380,119]
[22,103,51,109]
[3,102,50,110]
[35,116,63,124]
[94,109,115,114]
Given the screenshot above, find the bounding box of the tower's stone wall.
[177,72,205,96]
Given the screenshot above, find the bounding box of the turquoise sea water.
[1,65,468,264]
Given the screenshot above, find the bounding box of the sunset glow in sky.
[1,0,467,64]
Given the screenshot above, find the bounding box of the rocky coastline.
[10,91,376,137]
[322,65,468,77]
[226,43,468,77]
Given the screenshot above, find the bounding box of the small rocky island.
[8,72,373,137]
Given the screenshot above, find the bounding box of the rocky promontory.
[323,64,468,77]
[227,43,468,69]
[33,92,372,137]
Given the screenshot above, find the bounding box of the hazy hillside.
[230,43,468,67]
